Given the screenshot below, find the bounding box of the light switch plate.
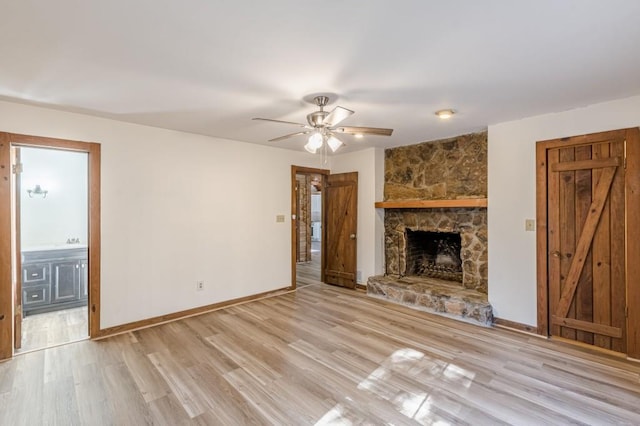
[525,219,536,231]
[276,215,285,223]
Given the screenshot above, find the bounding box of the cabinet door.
[52,261,80,303]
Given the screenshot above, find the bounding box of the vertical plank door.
[547,138,626,352]
[324,172,358,289]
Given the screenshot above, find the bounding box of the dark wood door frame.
[536,127,640,359]
[0,133,101,361]
[290,165,329,289]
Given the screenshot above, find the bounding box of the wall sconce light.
[27,184,48,198]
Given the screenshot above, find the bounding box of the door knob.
[551,251,561,258]
[350,234,356,239]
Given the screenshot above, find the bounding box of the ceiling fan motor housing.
[307,111,329,128]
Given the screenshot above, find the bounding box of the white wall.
[20,148,88,248]
[330,147,385,283]
[0,100,319,328]
[488,94,640,326]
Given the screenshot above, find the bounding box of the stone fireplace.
[384,208,487,293]
[367,131,493,326]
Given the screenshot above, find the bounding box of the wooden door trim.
[0,132,101,360]
[626,128,640,359]
[0,133,12,359]
[536,127,640,359]
[290,165,329,289]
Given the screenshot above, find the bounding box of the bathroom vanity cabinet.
[21,246,88,316]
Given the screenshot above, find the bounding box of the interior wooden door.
[324,172,357,289]
[547,136,626,352]
[11,147,22,349]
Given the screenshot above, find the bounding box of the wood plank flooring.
[17,307,88,353]
[1,283,640,425]
[296,242,320,288]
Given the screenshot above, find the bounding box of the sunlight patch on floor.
[314,347,477,424]
[314,403,353,426]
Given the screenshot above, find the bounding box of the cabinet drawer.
[23,286,50,307]
[23,264,49,285]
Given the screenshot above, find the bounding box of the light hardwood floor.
[17,307,88,353]
[296,241,321,288]
[1,283,640,425]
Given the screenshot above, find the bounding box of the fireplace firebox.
[406,229,462,282]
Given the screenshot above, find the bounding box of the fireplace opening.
[405,229,462,282]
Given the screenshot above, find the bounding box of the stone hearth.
[367,275,493,326]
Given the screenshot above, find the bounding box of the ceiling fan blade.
[268,131,311,142]
[253,117,310,128]
[322,106,354,127]
[334,126,394,136]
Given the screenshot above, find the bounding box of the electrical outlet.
[525,219,536,232]
[196,280,204,291]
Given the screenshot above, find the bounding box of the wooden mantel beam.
[374,198,487,209]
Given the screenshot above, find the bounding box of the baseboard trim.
[95,286,293,339]
[494,317,539,335]
[355,284,367,291]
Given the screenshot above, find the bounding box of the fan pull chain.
[322,140,329,165]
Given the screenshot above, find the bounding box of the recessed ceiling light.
[435,109,455,119]
[354,133,364,139]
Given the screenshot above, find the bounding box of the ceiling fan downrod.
[313,96,329,109]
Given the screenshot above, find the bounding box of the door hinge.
[626,306,629,317]
[623,139,627,169]
[12,163,23,174]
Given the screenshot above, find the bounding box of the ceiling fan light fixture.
[308,132,324,149]
[354,133,364,139]
[435,109,455,119]
[327,135,343,152]
[304,142,318,154]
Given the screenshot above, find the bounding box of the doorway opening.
[291,166,329,288]
[290,166,359,290]
[295,172,323,287]
[0,132,101,361]
[16,147,89,352]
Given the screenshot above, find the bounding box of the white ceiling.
[1,1,640,152]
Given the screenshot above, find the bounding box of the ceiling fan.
[252,95,393,154]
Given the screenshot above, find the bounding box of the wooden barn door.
[539,128,640,356]
[324,172,358,289]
